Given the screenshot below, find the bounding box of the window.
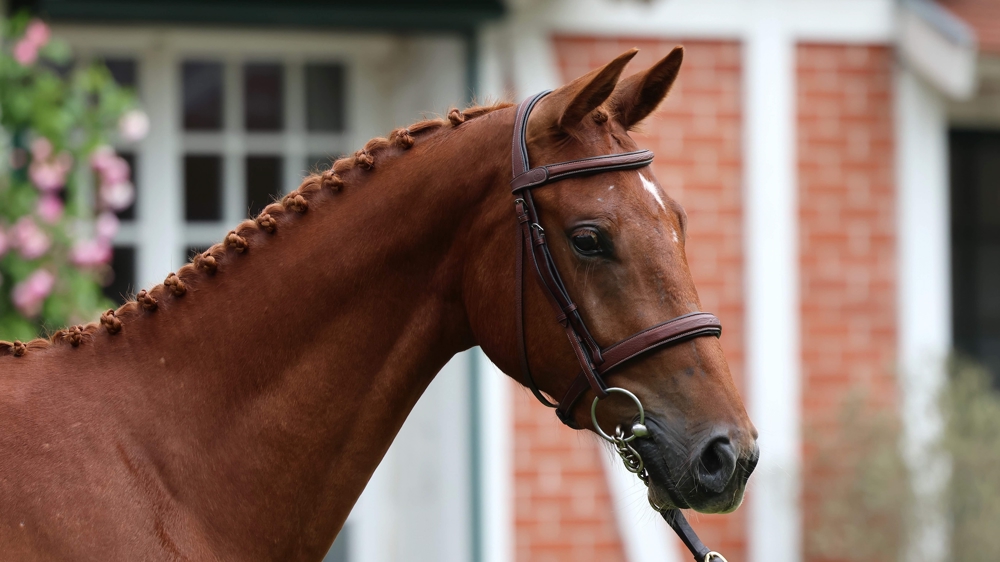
[180,58,349,262]
[182,61,224,131]
[950,129,1000,381]
[103,246,136,304]
[102,56,139,304]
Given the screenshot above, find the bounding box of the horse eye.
[571,229,602,255]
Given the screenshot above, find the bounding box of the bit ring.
[591,387,645,443]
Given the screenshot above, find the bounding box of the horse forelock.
[0,100,514,358]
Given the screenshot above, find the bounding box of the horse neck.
[74,110,511,558]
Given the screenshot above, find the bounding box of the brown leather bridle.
[511,91,728,562]
[511,90,723,427]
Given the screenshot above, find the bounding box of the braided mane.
[0,101,514,358]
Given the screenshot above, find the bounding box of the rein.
[510,91,728,562]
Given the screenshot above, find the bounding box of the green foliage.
[945,359,1000,562]
[806,361,1000,560]
[805,390,911,561]
[0,11,139,341]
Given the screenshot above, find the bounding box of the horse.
[0,47,757,561]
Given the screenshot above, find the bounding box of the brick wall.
[796,44,898,560]
[512,37,746,562]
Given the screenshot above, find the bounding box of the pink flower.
[36,195,64,223]
[70,239,112,267]
[95,212,119,241]
[24,20,50,47]
[118,109,149,142]
[28,138,72,193]
[100,181,135,211]
[29,161,70,192]
[13,38,39,66]
[10,217,50,260]
[30,137,52,161]
[12,269,55,317]
[14,20,50,67]
[89,145,115,169]
[96,156,130,186]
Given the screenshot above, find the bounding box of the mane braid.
[0,100,514,358]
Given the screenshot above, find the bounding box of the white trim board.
[523,0,894,43]
[742,5,801,562]
[895,66,951,562]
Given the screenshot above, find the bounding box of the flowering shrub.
[0,13,142,341]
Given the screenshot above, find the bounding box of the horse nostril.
[694,437,737,494]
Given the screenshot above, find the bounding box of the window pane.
[184,155,222,222]
[246,156,283,218]
[244,63,284,131]
[187,246,210,261]
[306,154,336,175]
[116,152,138,221]
[104,58,137,89]
[306,63,345,132]
[950,129,1000,382]
[103,246,136,305]
[183,61,224,131]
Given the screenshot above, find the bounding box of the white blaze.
[639,172,665,210]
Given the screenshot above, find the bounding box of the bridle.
[511,91,728,562]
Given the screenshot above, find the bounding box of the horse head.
[478,48,758,514]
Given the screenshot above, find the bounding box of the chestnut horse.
[0,49,757,561]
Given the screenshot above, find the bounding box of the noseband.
[511,91,727,562]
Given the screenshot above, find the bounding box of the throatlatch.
[510,91,728,562]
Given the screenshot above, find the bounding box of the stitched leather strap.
[663,510,712,561]
[512,150,655,192]
[554,312,721,423]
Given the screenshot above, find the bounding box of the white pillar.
[481,357,514,562]
[895,66,951,562]
[138,39,182,287]
[744,5,801,562]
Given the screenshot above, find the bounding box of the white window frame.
[54,25,397,291]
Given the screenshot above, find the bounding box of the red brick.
[798,44,897,562]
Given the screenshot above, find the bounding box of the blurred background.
[1,0,998,561]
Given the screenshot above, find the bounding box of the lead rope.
[594,389,728,562]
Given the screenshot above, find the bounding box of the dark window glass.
[116,152,138,221]
[104,58,137,89]
[103,246,136,305]
[951,129,1000,382]
[246,156,283,218]
[306,63,345,132]
[244,63,283,131]
[306,154,336,175]
[322,524,349,562]
[187,246,210,261]
[183,61,224,130]
[184,155,223,222]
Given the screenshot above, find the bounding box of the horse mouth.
[630,416,751,515]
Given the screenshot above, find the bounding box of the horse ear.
[539,49,638,132]
[611,46,684,129]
